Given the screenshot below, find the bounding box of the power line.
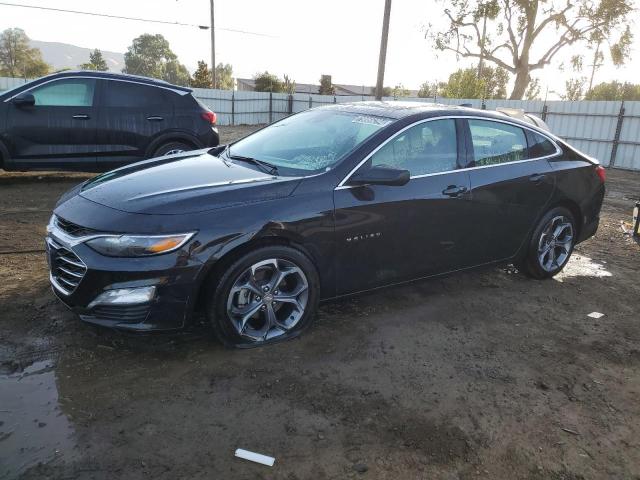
[0,1,276,37]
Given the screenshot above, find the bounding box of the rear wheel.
[152,141,192,158]
[206,246,320,347]
[521,207,576,279]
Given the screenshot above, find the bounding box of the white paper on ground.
[235,448,275,466]
[587,312,605,319]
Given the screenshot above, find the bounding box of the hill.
[30,40,124,72]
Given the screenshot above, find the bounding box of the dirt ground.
[1,126,639,480]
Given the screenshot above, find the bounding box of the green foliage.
[215,63,234,90]
[584,81,640,101]
[377,86,392,97]
[81,49,108,71]
[123,34,189,86]
[417,81,437,98]
[191,60,212,88]
[319,75,335,95]
[610,25,632,67]
[391,84,410,97]
[431,0,633,99]
[0,28,50,78]
[565,78,586,101]
[253,71,285,92]
[439,66,508,99]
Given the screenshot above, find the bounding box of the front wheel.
[521,207,576,279]
[206,246,320,347]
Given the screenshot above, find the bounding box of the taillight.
[201,111,217,125]
[595,165,606,183]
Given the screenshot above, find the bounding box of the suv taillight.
[201,111,217,125]
[595,165,606,183]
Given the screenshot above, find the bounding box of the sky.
[0,0,638,99]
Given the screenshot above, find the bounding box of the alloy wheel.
[226,258,309,342]
[537,215,574,272]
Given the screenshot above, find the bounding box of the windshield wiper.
[227,150,279,175]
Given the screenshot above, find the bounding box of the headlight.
[86,233,195,257]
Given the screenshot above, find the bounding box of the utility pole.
[375,0,392,100]
[210,0,216,89]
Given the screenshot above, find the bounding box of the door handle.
[529,173,546,183]
[442,185,468,197]
[146,116,164,121]
[72,114,90,120]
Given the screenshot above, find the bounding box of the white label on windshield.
[351,115,392,127]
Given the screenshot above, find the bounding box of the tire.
[521,206,577,279]
[206,246,320,347]
[152,141,192,158]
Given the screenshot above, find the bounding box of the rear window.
[103,81,171,108]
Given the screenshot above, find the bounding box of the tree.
[418,81,437,98]
[439,66,508,99]
[283,74,296,94]
[80,49,108,71]
[391,84,410,97]
[565,78,587,101]
[191,60,212,88]
[584,81,640,101]
[253,71,285,92]
[525,77,541,100]
[432,0,633,99]
[0,28,50,78]
[319,75,335,95]
[123,34,190,86]
[215,63,234,90]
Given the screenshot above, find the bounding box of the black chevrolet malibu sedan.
[46,102,605,346]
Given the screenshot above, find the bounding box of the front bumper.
[46,228,204,332]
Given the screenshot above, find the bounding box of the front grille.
[89,305,150,324]
[55,216,96,237]
[48,239,87,295]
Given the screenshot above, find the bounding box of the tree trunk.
[510,68,531,100]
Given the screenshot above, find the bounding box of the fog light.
[88,286,156,308]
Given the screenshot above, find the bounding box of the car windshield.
[228,109,394,175]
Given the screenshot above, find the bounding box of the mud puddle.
[0,360,76,479]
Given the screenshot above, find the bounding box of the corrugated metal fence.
[2,76,638,170]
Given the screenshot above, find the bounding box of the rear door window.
[103,81,171,108]
[370,119,458,176]
[468,119,527,166]
[30,78,96,107]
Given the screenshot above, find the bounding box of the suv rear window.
[103,81,171,108]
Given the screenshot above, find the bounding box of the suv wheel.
[206,246,320,347]
[521,207,576,279]
[153,141,192,157]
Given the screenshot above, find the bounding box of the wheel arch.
[191,231,318,316]
[547,199,583,239]
[145,131,202,158]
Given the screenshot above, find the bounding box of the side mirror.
[348,165,410,187]
[11,93,35,107]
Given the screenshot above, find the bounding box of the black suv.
[0,71,219,171]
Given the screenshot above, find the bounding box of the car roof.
[319,101,554,135]
[31,70,193,93]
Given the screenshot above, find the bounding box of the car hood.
[77,150,302,215]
